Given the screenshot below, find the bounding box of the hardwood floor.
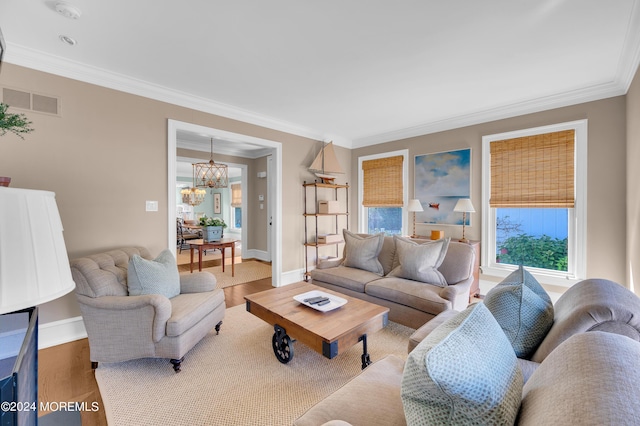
[37,277,272,426]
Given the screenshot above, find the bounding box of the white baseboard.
[246,249,270,262]
[38,316,87,349]
[280,268,306,286]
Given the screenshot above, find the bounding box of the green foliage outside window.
[497,234,568,271]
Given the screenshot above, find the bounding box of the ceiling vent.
[2,87,60,116]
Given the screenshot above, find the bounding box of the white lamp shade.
[0,188,75,314]
[453,198,475,213]
[407,199,424,212]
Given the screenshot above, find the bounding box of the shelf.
[305,241,344,247]
[303,182,349,189]
[303,213,349,217]
[303,181,349,281]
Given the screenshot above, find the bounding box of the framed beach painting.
[414,148,471,226]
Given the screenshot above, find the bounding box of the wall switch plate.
[146,201,158,211]
[258,194,264,201]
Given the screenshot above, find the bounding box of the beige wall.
[0,63,340,324]
[351,96,628,290]
[627,66,640,293]
[0,60,636,328]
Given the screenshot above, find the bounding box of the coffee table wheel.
[272,324,294,364]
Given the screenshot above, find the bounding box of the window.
[482,120,587,286]
[230,183,242,229]
[358,150,409,236]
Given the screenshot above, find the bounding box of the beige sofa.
[71,247,226,372]
[310,235,475,329]
[294,278,640,425]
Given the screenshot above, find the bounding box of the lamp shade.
[453,198,475,213]
[0,188,75,314]
[407,199,424,212]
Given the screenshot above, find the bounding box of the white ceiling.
[1,1,639,149]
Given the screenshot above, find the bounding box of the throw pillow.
[342,229,385,275]
[389,236,450,287]
[401,303,523,425]
[127,249,180,299]
[484,265,554,358]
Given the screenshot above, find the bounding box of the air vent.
[2,88,30,109]
[1,87,60,116]
[32,94,58,115]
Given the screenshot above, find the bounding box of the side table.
[188,238,239,276]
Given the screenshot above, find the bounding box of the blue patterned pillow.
[127,249,180,299]
[401,303,523,425]
[484,265,554,358]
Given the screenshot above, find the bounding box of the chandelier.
[180,158,207,206]
[195,138,228,189]
[180,186,206,206]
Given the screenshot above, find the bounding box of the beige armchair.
[71,247,225,372]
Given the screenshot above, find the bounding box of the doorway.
[167,119,283,287]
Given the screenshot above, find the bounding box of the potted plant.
[199,216,227,242]
[1,103,34,187]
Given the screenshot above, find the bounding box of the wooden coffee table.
[245,282,389,369]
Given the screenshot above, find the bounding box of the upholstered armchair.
[71,247,225,372]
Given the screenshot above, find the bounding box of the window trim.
[481,120,587,287]
[358,149,409,235]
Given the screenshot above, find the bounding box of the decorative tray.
[293,290,347,312]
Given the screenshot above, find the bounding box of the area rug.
[95,304,414,426]
[178,260,272,288]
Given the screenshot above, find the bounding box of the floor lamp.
[0,187,76,425]
[407,199,423,238]
[453,198,475,243]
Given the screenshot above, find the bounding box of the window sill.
[481,265,582,288]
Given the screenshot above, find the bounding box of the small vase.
[0,177,11,187]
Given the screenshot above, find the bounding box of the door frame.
[168,119,283,287]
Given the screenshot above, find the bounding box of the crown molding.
[351,79,628,148]
[4,43,337,145]
[619,0,640,93]
[353,5,640,148]
[5,41,639,151]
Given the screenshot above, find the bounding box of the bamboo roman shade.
[490,130,575,208]
[231,183,242,207]
[362,155,404,207]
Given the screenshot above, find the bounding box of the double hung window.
[358,150,408,236]
[482,120,587,285]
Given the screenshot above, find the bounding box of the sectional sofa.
[295,274,640,425]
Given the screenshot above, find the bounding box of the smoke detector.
[55,2,82,20]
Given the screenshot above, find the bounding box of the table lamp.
[407,199,423,238]
[0,187,76,425]
[453,198,475,243]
